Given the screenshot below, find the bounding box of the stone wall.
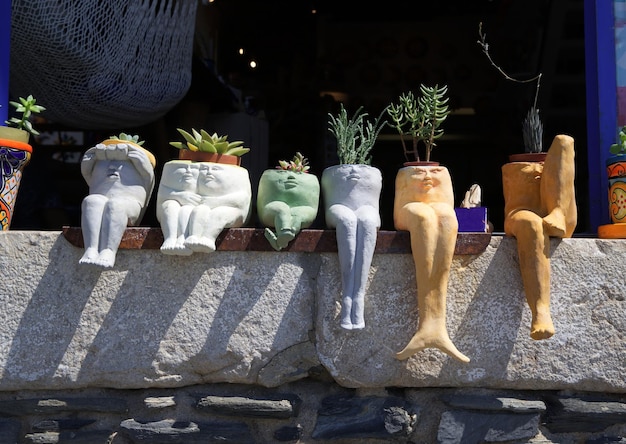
[1,230,625,443]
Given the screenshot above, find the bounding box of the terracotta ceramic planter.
[0,136,32,230]
[178,150,241,166]
[508,152,547,163]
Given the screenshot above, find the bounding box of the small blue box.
[455,207,489,233]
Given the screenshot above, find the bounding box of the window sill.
[61,227,492,255]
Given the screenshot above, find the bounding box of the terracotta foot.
[530,310,555,340]
[396,329,470,363]
[543,208,566,237]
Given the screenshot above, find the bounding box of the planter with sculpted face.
[322,163,382,330]
[393,162,470,363]
[157,159,252,255]
[257,154,319,251]
[79,134,156,268]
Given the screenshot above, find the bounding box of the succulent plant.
[386,84,450,162]
[170,128,250,156]
[5,95,46,136]
[277,152,310,173]
[610,125,626,156]
[327,104,387,165]
[110,132,145,146]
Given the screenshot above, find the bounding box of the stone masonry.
[0,230,625,443]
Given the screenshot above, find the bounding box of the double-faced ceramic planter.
[156,150,252,255]
[0,127,32,230]
[257,166,320,251]
[322,163,382,330]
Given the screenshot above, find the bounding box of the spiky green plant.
[387,84,450,162]
[5,95,46,136]
[170,128,250,156]
[522,107,543,153]
[277,152,310,173]
[327,104,387,165]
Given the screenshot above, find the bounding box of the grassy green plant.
[610,125,626,155]
[277,152,310,172]
[5,95,46,136]
[170,128,250,156]
[327,104,387,165]
[386,84,450,162]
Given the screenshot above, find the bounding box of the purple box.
[455,207,489,233]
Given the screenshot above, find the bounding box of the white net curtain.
[10,0,198,129]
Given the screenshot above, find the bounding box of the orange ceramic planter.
[0,137,33,230]
[178,150,241,166]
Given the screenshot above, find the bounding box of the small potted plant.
[323,103,385,330]
[257,152,320,251]
[0,95,46,230]
[169,128,250,165]
[386,84,451,165]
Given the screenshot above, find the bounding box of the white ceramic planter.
[321,164,382,330]
[157,160,252,255]
[79,140,156,267]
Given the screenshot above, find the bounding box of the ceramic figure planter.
[0,132,32,230]
[157,160,252,255]
[322,164,382,330]
[257,167,319,251]
[393,162,470,363]
[502,134,576,340]
[79,137,156,267]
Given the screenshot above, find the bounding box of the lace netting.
[10,0,198,129]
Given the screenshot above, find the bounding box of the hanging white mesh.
[10,0,198,129]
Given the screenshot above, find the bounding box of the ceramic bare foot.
[185,235,216,253]
[396,327,470,363]
[340,295,354,330]
[530,309,555,340]
[160,237,193,256]
[542,208,566,237]
[94,249,117,268]
[276,228,296,249]
[79,247,100,265]
[264,228,282,251]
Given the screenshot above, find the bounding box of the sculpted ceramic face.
[93,160,124,181]
[408,166,447,191]
[161,162,199,192]
[197,163,229,194]
[322,164,383,209]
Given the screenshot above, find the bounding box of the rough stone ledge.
[1,231,625,394]
[61,226,492,255]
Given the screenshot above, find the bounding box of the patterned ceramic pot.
[607,154,626,223]
[0,137,32,230]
